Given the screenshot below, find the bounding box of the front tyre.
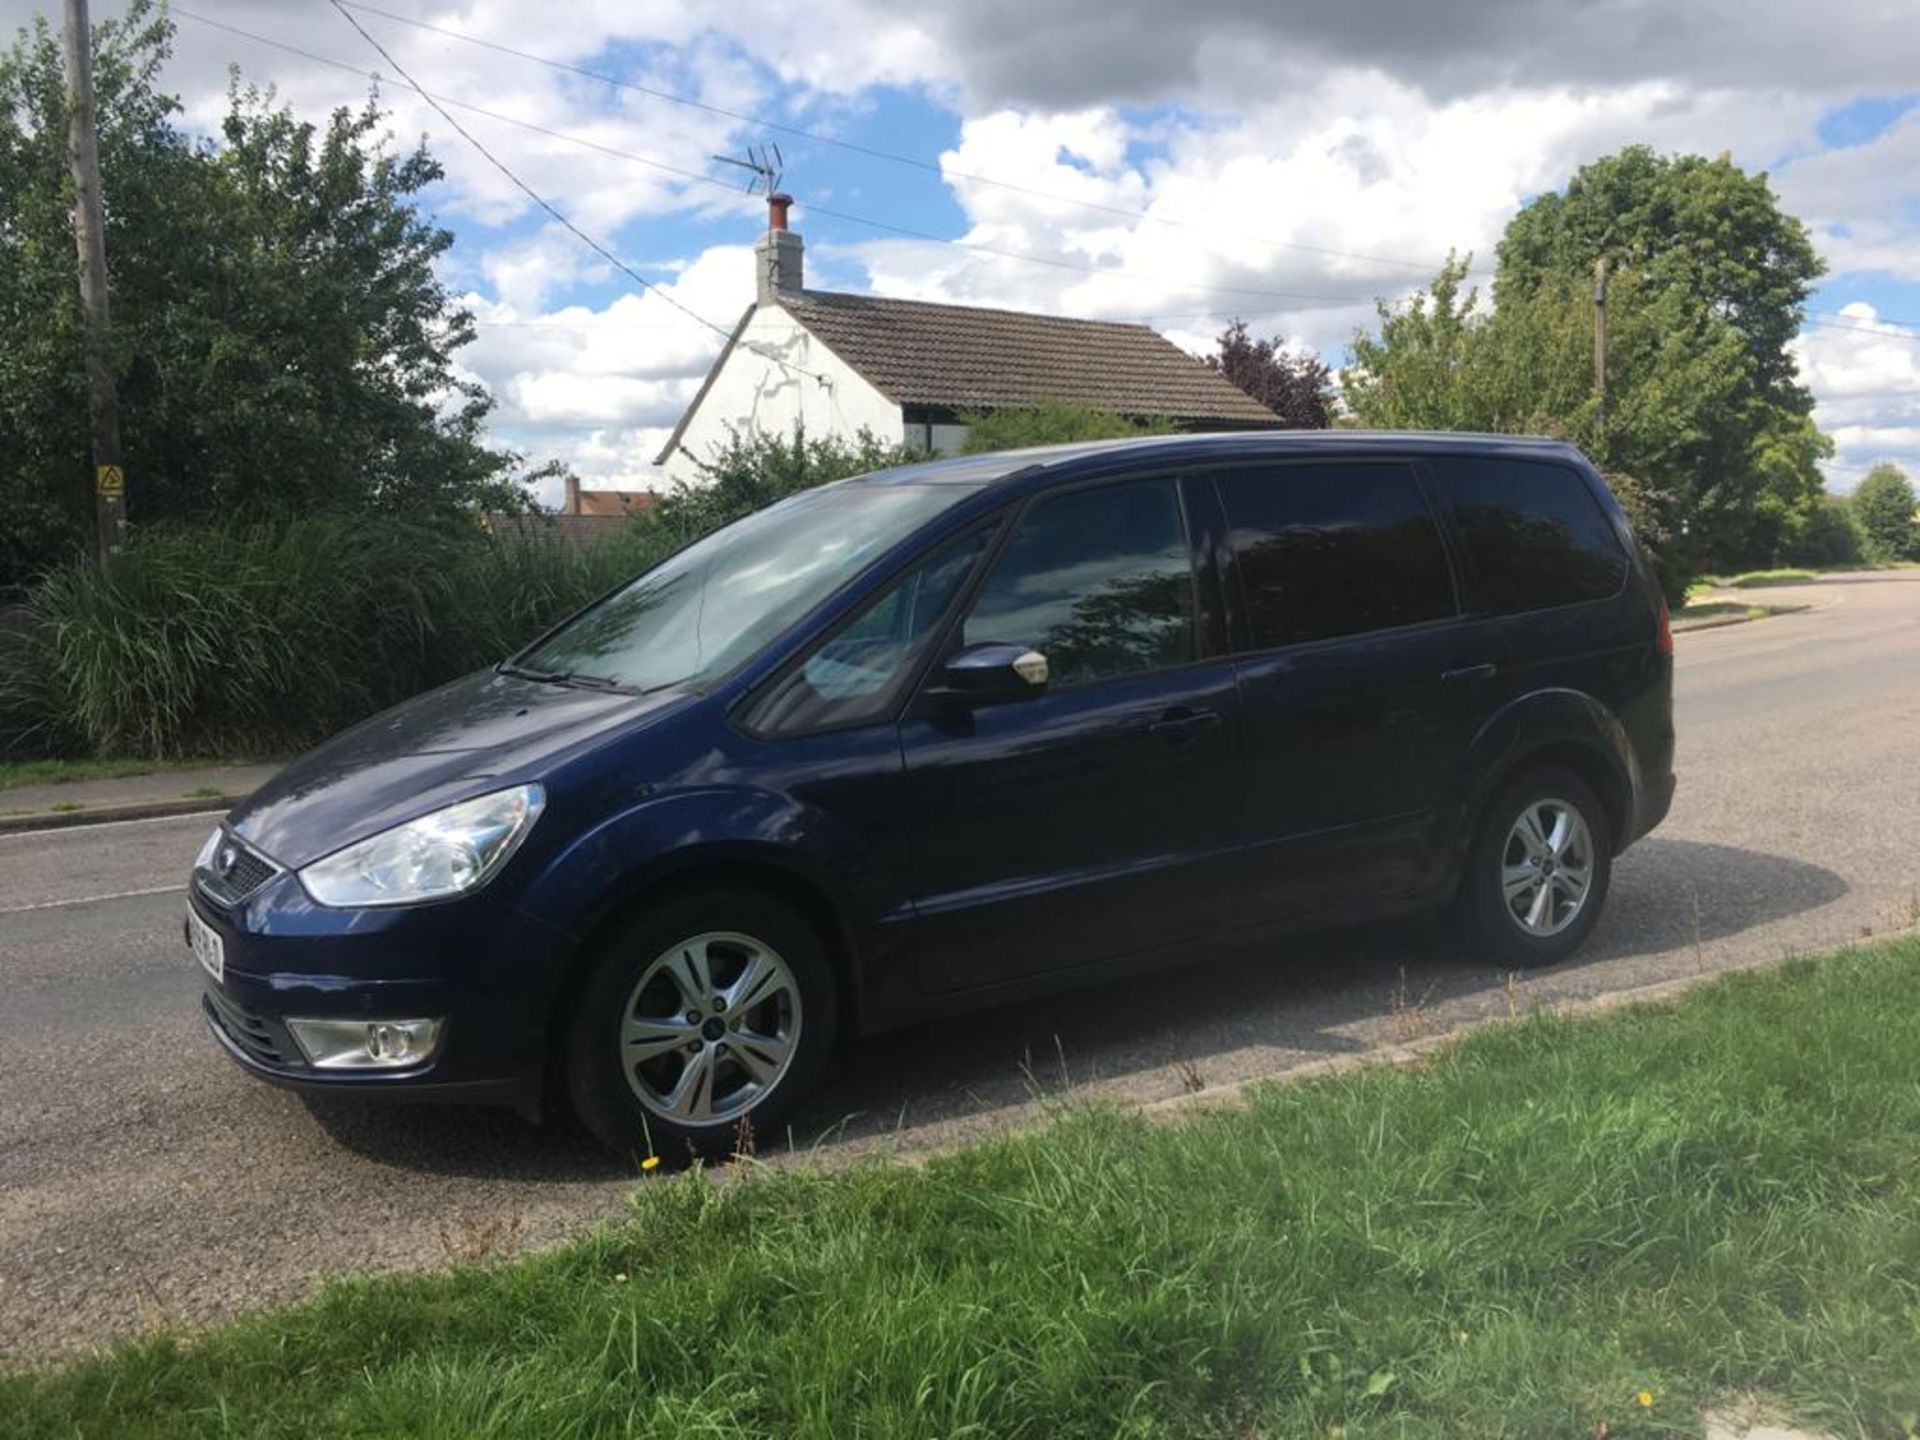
[1458,767,1612,968]
[563,889,838,1163]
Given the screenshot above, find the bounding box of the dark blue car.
[188,432,1674,1158]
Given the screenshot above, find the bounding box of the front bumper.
[187,867,574,1118]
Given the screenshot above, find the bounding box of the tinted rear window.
[1429,457,1629,613]
[1215,462,1456,648]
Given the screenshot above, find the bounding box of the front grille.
[203,987,296,1068]
[196,836,279,907]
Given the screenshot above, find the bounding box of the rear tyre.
[563,889,838,1164]
[1457,766,1612,969]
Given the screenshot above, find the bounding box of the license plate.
[188,907,225,984]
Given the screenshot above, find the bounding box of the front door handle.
[1441,662,1499,685]
[1147,707,1222,743]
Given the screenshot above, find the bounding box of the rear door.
[897,474,1243,994]
[1211,459,1498,923]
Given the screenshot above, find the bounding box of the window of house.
[1215,463,1456,648]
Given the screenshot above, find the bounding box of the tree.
[1205,319,1334,427]
[1495,146,1826,571]
[0,3,537,588]
[1786,493,1864,568]
[1851,463,1917,562]
[958,400,1173,453]
[1343,146,1831,585]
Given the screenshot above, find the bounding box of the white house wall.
[656,305,903,487]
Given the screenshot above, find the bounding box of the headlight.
[193,825,222,872]
[298,784,545,908]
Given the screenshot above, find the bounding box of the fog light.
[286,1017,443,1070]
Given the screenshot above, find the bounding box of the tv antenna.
[712,143,784,195]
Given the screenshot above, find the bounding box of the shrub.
[0,516,664,759]
[660,426,921,543]
[0,427,920,760]
[958,401,1174,453]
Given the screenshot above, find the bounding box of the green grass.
[1715,568,1819,588]
[0,756,179,791]
[10,940,1920,1439]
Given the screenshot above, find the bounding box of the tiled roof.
[784,291,1280,425]
[573,489,657,517]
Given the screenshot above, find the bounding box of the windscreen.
[517,481,981,692]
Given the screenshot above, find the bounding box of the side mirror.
[930,642,1049,704]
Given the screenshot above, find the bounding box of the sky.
[7,0,1919,502]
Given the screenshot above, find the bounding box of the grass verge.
[1673,600,1769,625]
[0,756,181,791]
[9,940,1920,1438]
[1714,567,1820,588]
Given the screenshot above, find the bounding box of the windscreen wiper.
[500,662,633,692]
[498,662,570,684]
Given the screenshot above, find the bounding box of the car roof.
[858,429,1589,492]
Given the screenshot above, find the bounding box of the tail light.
[1655,595,1674,656]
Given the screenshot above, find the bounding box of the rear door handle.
[1147,707,1222,742]
[1441,663,1499,685]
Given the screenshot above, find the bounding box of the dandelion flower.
[641,1155,660,1172]
[1636,1391,1653,1408]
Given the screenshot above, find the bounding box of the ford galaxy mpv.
[188,432,1675,1158]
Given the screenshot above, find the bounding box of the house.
[484,476,659,548]
[558,475,657,519]
[654,194,1279,485]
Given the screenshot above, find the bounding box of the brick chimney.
[754,191,803,303]
[564,474,581,514]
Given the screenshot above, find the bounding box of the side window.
[744,530,991,735]
[1429,456,1629,612]
[961,479,1195,687]
[1215,463,1456,648]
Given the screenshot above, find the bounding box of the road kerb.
[0,794,237,835]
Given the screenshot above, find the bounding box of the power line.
[1804,314,1920,342]
[320,5,732,344]
[174,7,1405,311]
[319,2,841,387]
[336,0,1443,278]
[1809,305,1920,328]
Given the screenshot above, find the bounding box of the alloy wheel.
[617,931,803,1125]
[1500,798,1596,938]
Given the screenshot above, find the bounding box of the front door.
[898,476,1242,995]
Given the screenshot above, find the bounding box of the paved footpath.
[2,571,1917,1365]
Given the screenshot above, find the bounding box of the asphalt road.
[4,571,1918,1365]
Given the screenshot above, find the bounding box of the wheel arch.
[533,843,867,1119]
[1448,689,1640,894]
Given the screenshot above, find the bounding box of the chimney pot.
[755,194,803,303]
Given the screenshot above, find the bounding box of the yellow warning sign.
[96,464,124,498]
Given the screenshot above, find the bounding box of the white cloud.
[848,78,1826,363]
[1791,305,1920,489]
[450,243,755,484]
[7,0,1918,494]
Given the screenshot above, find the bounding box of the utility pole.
[61,0,127,568]
[1591,255,1609,466]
